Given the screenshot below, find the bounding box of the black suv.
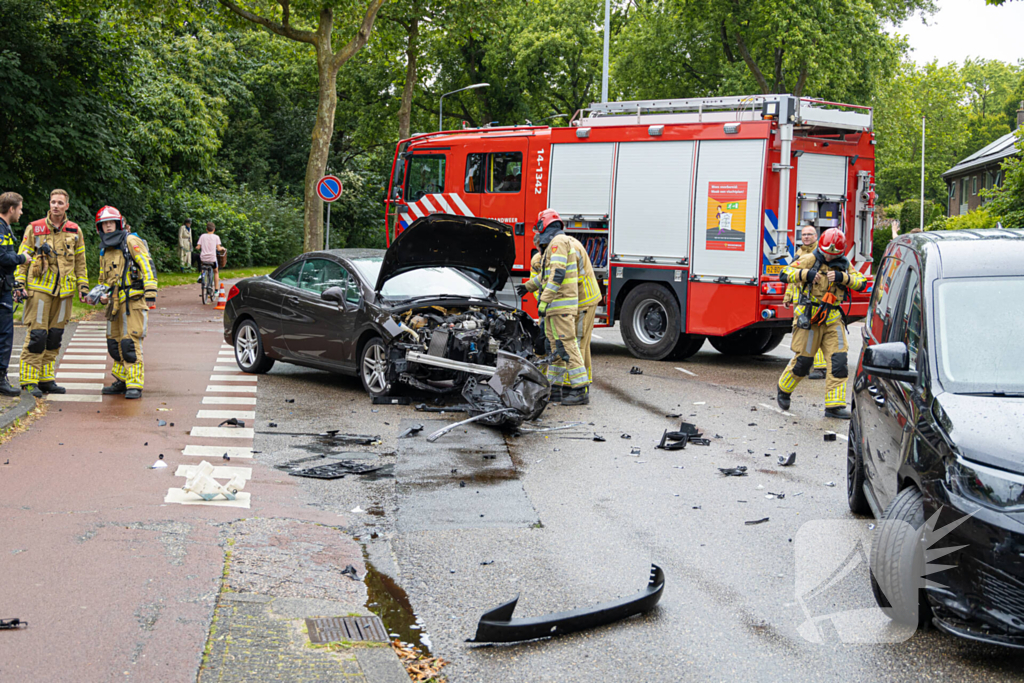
[848,229,1024,648]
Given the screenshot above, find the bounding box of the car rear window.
[936,276,1024,393]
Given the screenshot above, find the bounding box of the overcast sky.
[892,1,1024,66]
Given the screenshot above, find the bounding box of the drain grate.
[305,616,390,644]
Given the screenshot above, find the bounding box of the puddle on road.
[360,551,432,654]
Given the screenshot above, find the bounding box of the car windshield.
[936,276,1024,394]
[350,258,490,302]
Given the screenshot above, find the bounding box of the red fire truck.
[384,94,876,361]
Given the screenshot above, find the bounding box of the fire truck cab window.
[465,153,485,193]
[487,152,522,193]
[405,155,446,201]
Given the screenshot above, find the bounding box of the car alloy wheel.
[360,338,391,397]
[234,319,274,374]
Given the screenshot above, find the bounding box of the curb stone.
[0,392,37,432]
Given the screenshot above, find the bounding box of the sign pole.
[325,202,331,250]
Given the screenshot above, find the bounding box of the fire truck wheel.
[620,283,681,361]
[708,328,775,356]
[669,334,706,360]
[758,329,788,354]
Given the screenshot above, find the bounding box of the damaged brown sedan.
[223,214,550,426]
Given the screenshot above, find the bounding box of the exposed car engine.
[381,305,549,427]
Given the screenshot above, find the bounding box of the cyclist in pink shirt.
[196,222,226,292]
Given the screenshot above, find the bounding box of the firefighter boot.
[808,368,826,380]
[561,387,590,406]
[38,381,66,394]
[125,388,143,400]
[24,384,43,398]
[103,379,128,395]
[824,406,852,420]
[548,386,563,403]
[777,387,792,411]
[0,373,19,397]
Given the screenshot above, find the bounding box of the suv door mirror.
[863,342,918,382]
[321,286,346,306]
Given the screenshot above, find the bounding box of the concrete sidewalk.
[0,283,410,683]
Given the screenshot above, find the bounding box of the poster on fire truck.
[705,182,747,251]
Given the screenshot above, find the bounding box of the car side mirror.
[863,341,918,383]
[321,286,346,306]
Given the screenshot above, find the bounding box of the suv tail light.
[227,285,240,302]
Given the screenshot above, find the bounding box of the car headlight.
[949,456,1024,512]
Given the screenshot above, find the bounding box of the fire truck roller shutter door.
[690,139,766,281]
[611,141,695,261]
[547,143,615,219]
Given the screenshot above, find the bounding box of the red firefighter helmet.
[819,228,846,255]
[537,208,561,230]
[95,205,125,233]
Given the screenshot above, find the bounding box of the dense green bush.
[942,208,998,231]
[898,199,944,231]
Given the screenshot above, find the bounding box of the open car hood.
[375,214,516,293]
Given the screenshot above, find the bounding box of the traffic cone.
[214,283,227,310]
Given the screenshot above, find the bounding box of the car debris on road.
[468,564,665,643]
[778,452,796,466]
[718,466,748,477]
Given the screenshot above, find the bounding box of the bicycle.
[200,262,216,304]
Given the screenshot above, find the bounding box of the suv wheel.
[360,337,392,398]
[847,411,870,515]
[869,487,933,628]
[234,319,275,374]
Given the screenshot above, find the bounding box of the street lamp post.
[439,83,490,131]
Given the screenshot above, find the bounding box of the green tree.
[985,132,1024,228]
[214,0,388,252]
[873,60,968,205]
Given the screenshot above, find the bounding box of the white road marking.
[197,410,256,420]
[189,426,255,439]
[759,402,795,417]
[836,433,849,441]
[209,375,257,382]
[45,394,102,402]
[164,489,250,508]
[58,364,107,370]
[675,367,697,377]
[60,383,105,390]
[56,372,105,379]
[174,465,252,479]
[213,365,241,372]
[202,396,256,405]
[62,356,107,361]
[221,344,232,349]
[205,385,257,393]
[183,445,253,458]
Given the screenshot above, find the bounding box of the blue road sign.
[317,175,343,202]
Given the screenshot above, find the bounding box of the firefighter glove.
[514,284,528,299]
[537,301,549,317]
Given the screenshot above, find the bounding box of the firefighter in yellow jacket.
[783,225,827,379]
[531,210,590,405]
[94,206,157,399]
[777,228,866,419]
[15,189,89,397]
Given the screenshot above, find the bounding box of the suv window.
[273,261,304,287]
[298,259,349,295]
[465,153,484,193]
[405,155,446,201]
[890,269,922,370]
[868,256,906,343]
[487,152,522,193]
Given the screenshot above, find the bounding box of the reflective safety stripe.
[40,360,56,382]
[35,299,44,324]
[778,367,801,393]
[142,311,148,338]
[803,329,816,355]
[825,381,847,408]
[56,298,66,324]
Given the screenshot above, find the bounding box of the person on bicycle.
[196,221,226,293]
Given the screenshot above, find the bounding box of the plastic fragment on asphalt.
[621,434,631,439]
[268,422,277,428]
[629,366,643,375]
[666,413,682,418]
[778,452,797,467]
[339,565,361,581]
[397,424,424,439]
[824,481,836,487]
[693,402,706,405]
[480,560,494,566]
[766,492,785,500]
[745,517,770,525]
[218,417,245,428]
[351,506,365,513]
[593,434,606,442]
[285,399,295,403]
[157,420,166,427]
[468,564,665,643]
[824,432,837,442]
[630,447,640,456]
[0,618,27,629]
[718,466,748,477]
[373,395,411,405]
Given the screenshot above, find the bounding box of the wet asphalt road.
[255,323,1024,682]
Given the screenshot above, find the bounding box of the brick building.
[943,102,1024,217]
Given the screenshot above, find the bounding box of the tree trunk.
[398,18,420,141]
[303,54,340,253]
